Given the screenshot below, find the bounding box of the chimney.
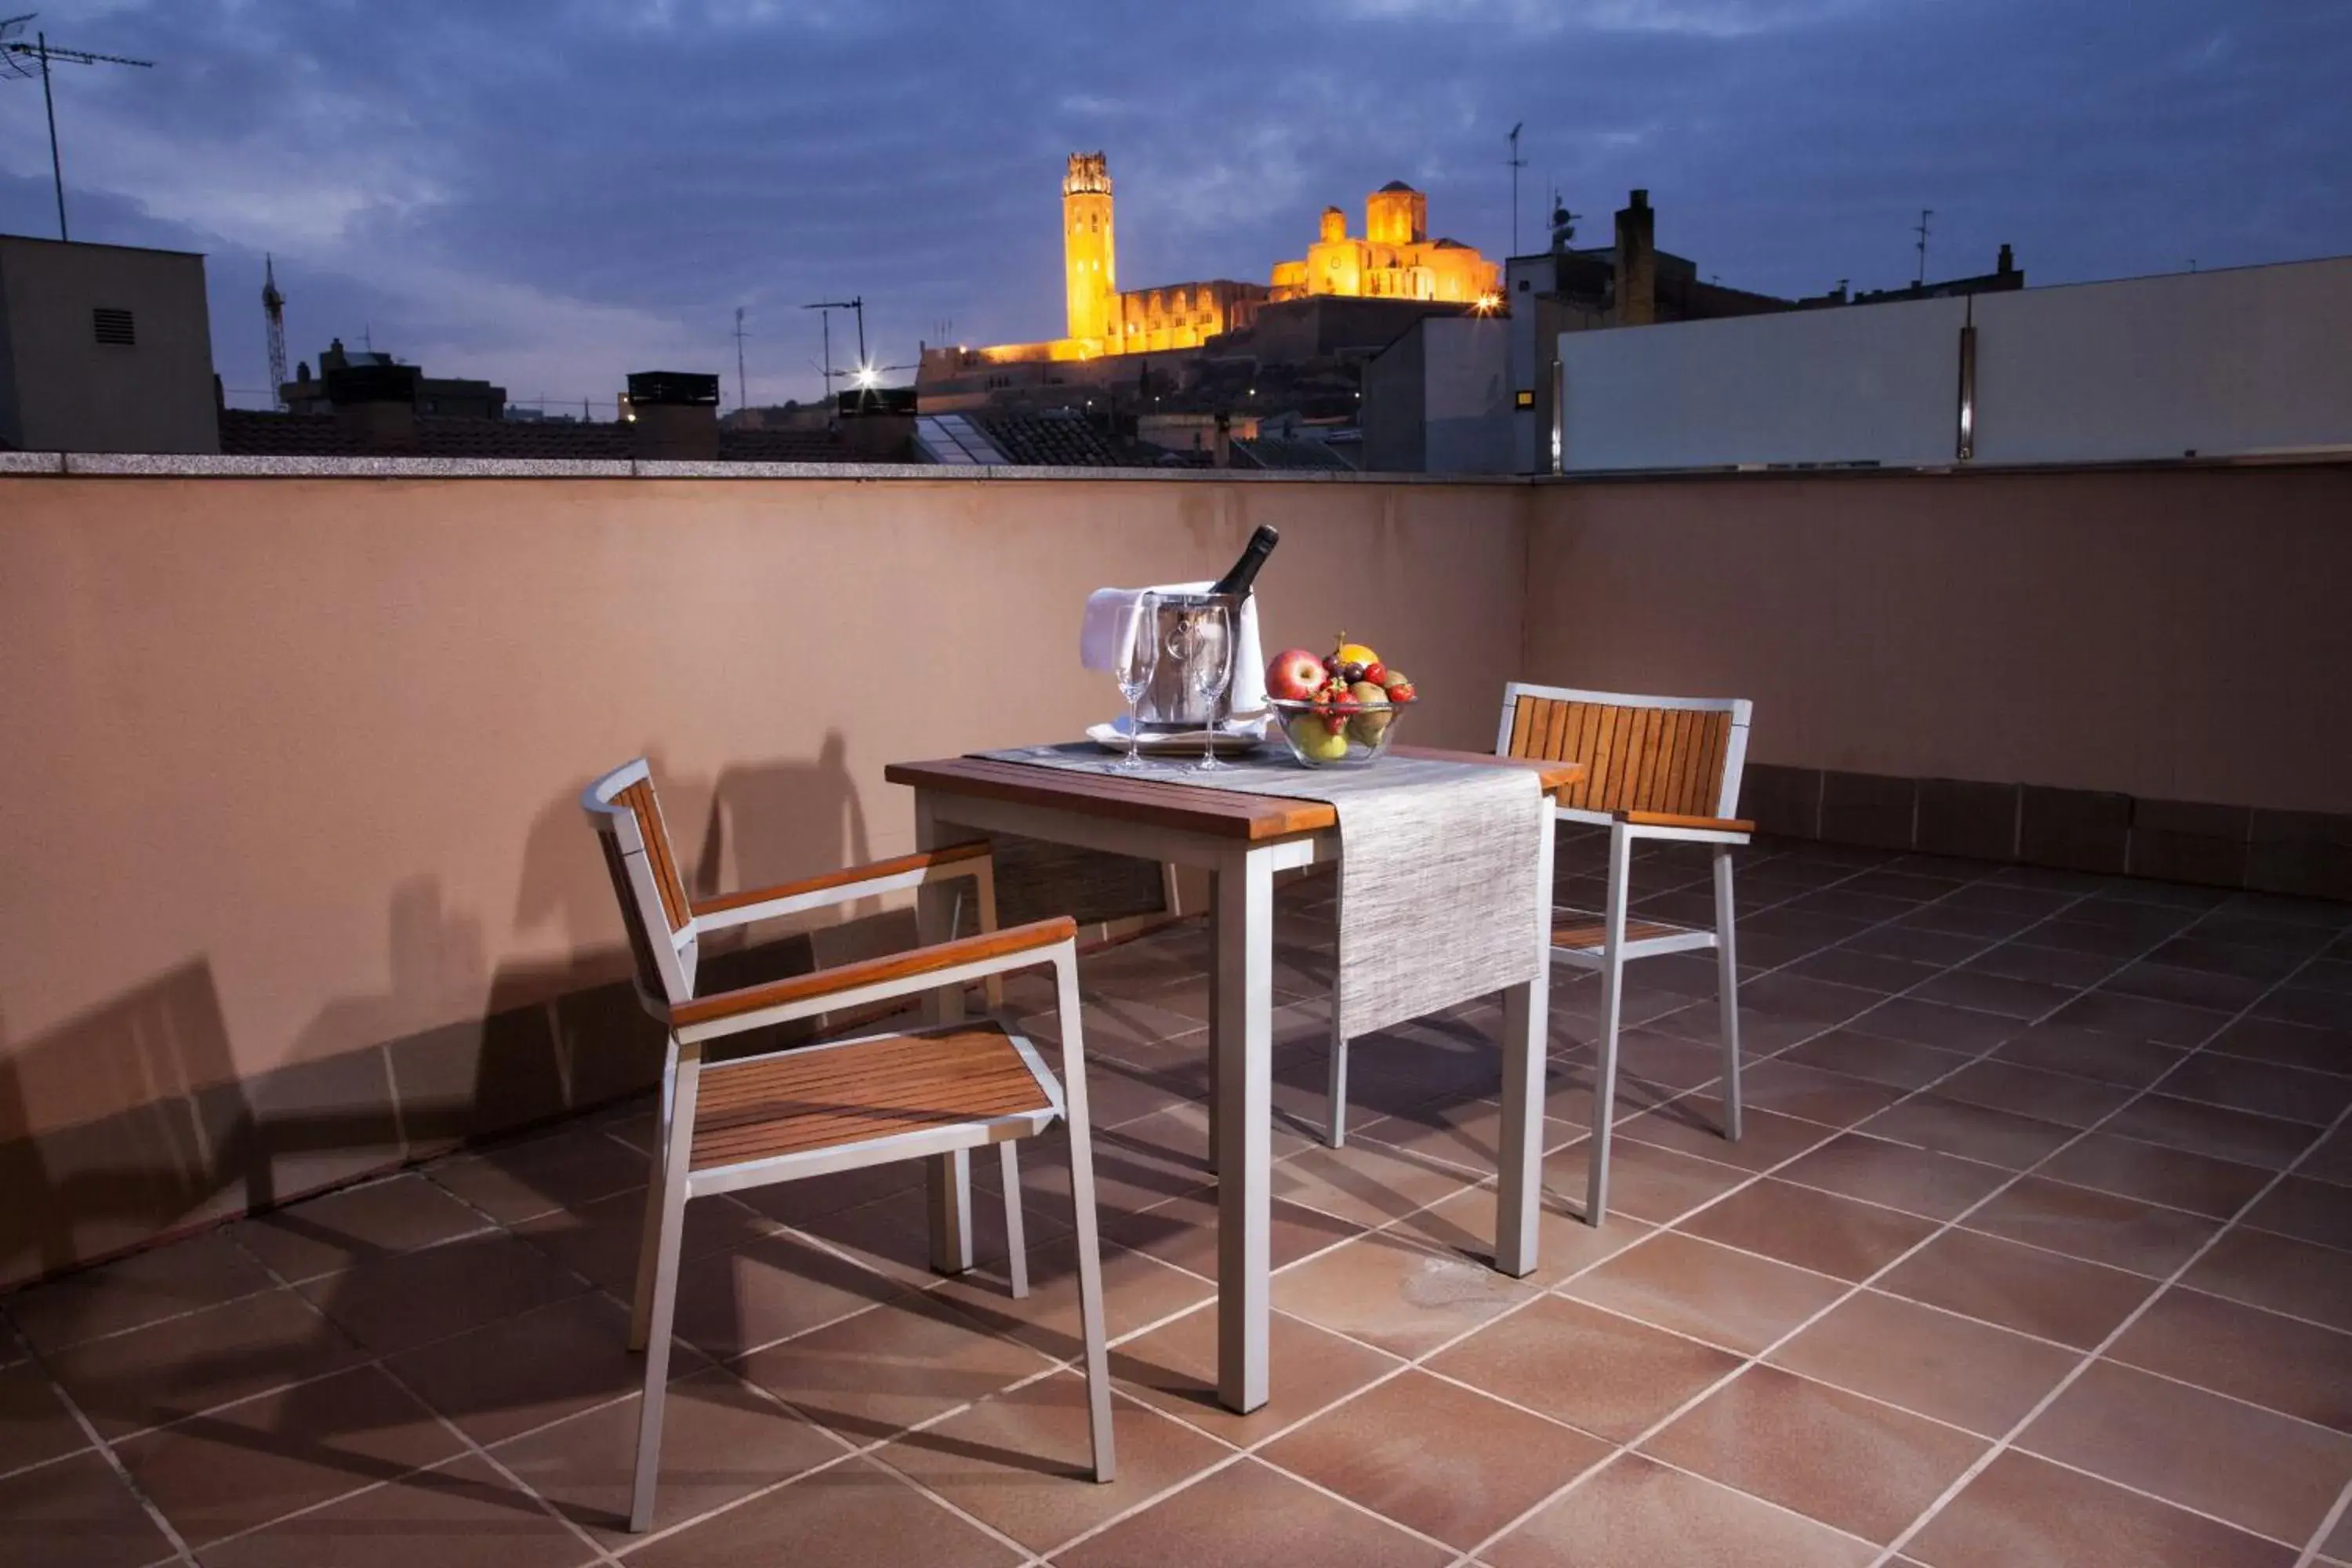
[1996,243,2015,277]
[326,361,419,452]
[1211,410,1233,469]
[626,371,720,461]
[1613,189,1655,327]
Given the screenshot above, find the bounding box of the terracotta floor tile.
[1768,1289,2078,1437]
[1051,1457,1452,1568]
[1645,999,1831,1054]
[113,1363,458,1548]
[1878,1227,2154,1349]
[877,1372,1223,1554]
[1859,1094,2078,1170]
[1991,1024,2187,1087]
[2308,1126,2352,1186]
[2100,1094,2320,1171]
[1909,969,2078,1022]
[2111,1286,2352,1432]
[198,1451,599,1568]
[0,1359,87,1475]
[2037,1131,2274,1217]
[293,1232,586,1358]
[426,1127,648,1224]
[1103,1189,1361,1283]
[1355,1098,1584,1171]
[1777,1134,2012,1221]
[6,1231,278,1354]
[1642,1364,1987,1543]
[1734,1062,1911,1126]
[2207,1016,2352,1075]
[1486,1450,1878,1568]
[1789,946,1949,994]
[728,1159,924,1229]
[1933,1059,2138,1130]
[46,1287,363,1439]
[1842,924,1995,967]
[2328,1505,2352,1563]
[928,1236,1215,1363]
[1679,1178,1939,1282]
[1562,1232,1846,1356]
[0,1448,176,1568]
[2020,1356,2352,1546]
[2103,960,2270,1014]
[1960,1175,2220,1276]
[1959,942,2122,989]
[1386,1182,1655,1290]
[1426,1294,1740,1443]
[1262,1369,1610,1548]
[2149,936,2310,982]
[2242,1175,2352,1250]
[1782,1030,1976,1091]
[1110,1301,1401,1448]
[385,1291,704,1446]
[663,1226,906,1359]
[1846,996,2022,1054]
[493,1365,842,1544]
[2183,1226,2352,1331]
[1273,1230,1537,1358]
[2047,990,2231,1047]
[1547,1138,1750,1225]
[1612,1098,1838,1173]
[2161,1052,2352,1125]
[1904,1449,2297,1568]
[2029,916,2180,958]
[230,1174,492,1283]
[1269,1139,1481,1229]
[733,1291,1057,1446]
[510,1187,772,1297]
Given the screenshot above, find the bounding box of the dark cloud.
[3,0,2343,409]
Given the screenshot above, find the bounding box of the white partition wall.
[1555,256,2352,471]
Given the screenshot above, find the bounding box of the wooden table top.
[886,746,1585,842]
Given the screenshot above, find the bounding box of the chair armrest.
[671,915,1074,1040]
[1617,811,1755,837]
[689,840,991,929]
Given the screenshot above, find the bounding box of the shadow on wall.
[0,739,882,1291]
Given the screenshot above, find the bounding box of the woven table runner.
[975,742,1546,1038]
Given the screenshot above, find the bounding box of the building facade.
[1269,183,1499,306]
[0,236,220,455]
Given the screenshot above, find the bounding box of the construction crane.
[262,256,288,410]
[0,14,155,242]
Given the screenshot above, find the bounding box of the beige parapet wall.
[2,458,2348,1285]
[0,470,1530,1286]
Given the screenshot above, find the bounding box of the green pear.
[1345,681,1392,745]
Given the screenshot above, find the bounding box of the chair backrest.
[582,759,697,1007]
[1497,681,1753,822]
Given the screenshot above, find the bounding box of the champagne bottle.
[1207,525,1279,598]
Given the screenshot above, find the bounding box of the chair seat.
[690,1022,1057,1173]
[1550,912,1722,959]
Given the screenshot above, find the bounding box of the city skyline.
[1,0,2344,412]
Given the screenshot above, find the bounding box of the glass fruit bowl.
[1267,695,1414,767]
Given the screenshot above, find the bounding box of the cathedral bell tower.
[1063,152,1116,343]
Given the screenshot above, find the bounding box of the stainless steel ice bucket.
[1135,590,1254,733]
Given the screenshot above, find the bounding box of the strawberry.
[1384,680,1417,703]
[1322,711,1347,735]
[1363,662,1387,685]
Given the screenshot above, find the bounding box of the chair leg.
[1325,1023,1349,1149]
[1586,825,1633,1226]
[629,1047,679,1351]
[1000,1140,1029,1299]
[1054,949,1117,1483]
[973,856,1006,1012]
[630,1050,700,1534]
[1714,848,1744,1143]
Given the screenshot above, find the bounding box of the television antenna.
[800,296,866,398]
[0,14,154,242]
[262,256,287,408]
[1914,207,1934,286]
[731,307,750,412]
[1504,122,1528,255]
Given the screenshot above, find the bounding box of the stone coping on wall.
[5,448,2347,481]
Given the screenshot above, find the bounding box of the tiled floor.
[6,835,2351,1566]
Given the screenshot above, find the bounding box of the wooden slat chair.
[1503,683,1755,1222]
[583,759,1114,1532]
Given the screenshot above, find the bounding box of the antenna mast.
[1505,122,1527,255]
[262,256,288,409]
[0,15,155,242]
[1914,207,1934,287]
[731,307,750,412]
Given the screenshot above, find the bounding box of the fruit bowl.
[1268,695,1414,767]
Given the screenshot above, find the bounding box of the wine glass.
[1112,593,1160,771]
[1169,601,1235,773]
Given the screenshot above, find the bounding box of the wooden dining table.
[884,743,1585,1414]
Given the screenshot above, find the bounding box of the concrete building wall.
[1359,320,1426,470]
[1422,318,1512,474]
[0,238,220,455]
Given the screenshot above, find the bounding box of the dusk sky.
[3,0,2345,412]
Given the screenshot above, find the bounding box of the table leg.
[916,793,975,1275]
[1204,868,1221,1177]
[1496,805,1557,1278]
[1214,849,1274,1414]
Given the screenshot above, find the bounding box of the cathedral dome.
[1377,180,1418,193]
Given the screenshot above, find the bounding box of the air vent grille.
[93,307,136,347]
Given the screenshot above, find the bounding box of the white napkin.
[1080,583,1266,714]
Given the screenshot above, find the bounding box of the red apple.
[1266,647,1327,702]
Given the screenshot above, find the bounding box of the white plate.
[1087,718,1266,757]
